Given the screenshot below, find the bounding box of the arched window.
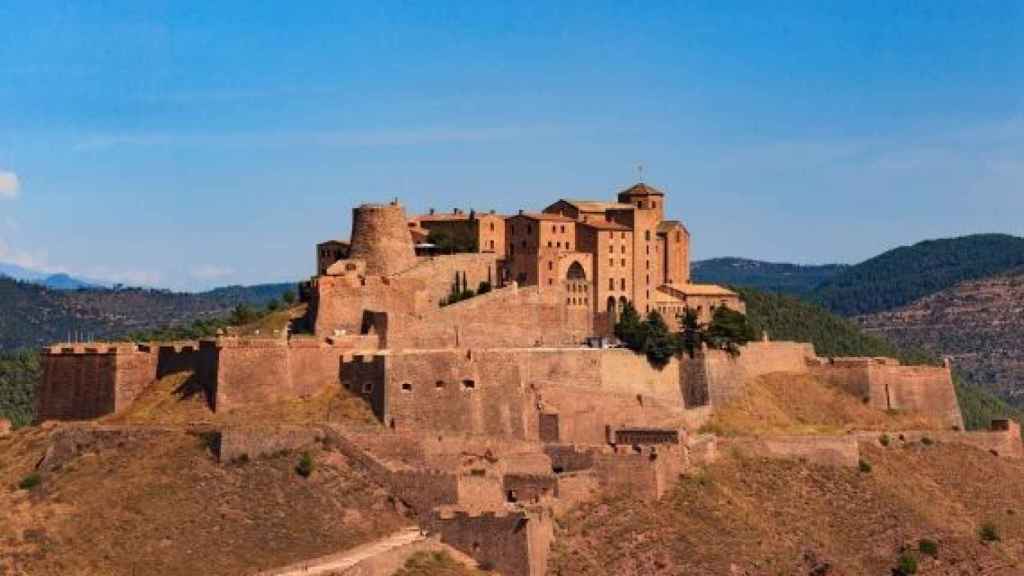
[566,261,586,280]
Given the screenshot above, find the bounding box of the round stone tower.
[348,202,417,276]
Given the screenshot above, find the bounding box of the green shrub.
[18,472,41,490]
[895,552,918,575]
[979,522,1000,542]
[918,538,939,558]
[296,452,314,478]
[858,459,872,473]
[476,281,491,295]
[879,434,891,447]
[282,289,297,305]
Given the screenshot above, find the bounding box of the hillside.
[0,424,411,575]
[737,286,1024,430]
[0,277,296,351]
[692,257,845,296]
[857,271,1024,408]
[551,441,1024,575]
[810,234,1024,316]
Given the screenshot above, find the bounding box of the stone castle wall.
[427,508,553,576]
[386,284,593,349]
[810,357,964,429]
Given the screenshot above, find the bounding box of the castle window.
[548,241,553,248]
[609,231,613,239]
[646,260,650,270]
[462,379,476,390]
[567,297,571,305]
[621,245,625,253]
[676,231,682,242]
[620,278,626,290]
[621,232,626,239]
[609,245,613,254]
[609,278,614,290]
[548,278,553,285]
[645,230,651,241]
[401,382,412,393]
[435,380,445,389]
[560,225,565,233]
[552,225,557,233]
[548,261,553,271]
[362,382,373,394]
[646,245,650,255]
[621,258,625,266]
[557,241,561,248]
[652,201,657,209]
[636,201,642,208]
[609,258,613,267]
[527,225,532,234]
[489,240,494,249]
[490,222,495,231]
[566,243,570,250]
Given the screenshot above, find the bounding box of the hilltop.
[692,257,845,296]
[810,234,1024,316]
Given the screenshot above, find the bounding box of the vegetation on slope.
[0,276,297,351]
[810,234,1024,316]
[857,271,1024,409]
[0,350,39,428]
[738,286,1023,430]
[691,257,845,296]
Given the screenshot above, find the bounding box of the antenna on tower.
[636,163,645,183]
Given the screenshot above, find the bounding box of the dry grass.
[234,304,307,337]
[104,371,378,427]
[0,425,410,576]
[391,551,487,576]
[701,372,941,437]
[551,442,1024,576]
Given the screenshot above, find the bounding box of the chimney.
[429,208,435,215]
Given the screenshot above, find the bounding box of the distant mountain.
[0,277,296,351]
[809,234,1024,316]
[692,257,846,296]
[0,262,108,290]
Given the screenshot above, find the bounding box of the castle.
[33,183,1018,576]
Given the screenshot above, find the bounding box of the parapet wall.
[693,341,817,407]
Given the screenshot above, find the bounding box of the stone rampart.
[36,344,159,422]
[593,444,683,500]
[428,508,553,576]
[810,357,964,429]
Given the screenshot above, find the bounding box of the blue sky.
[0,1,1021,290]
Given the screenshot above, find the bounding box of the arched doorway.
[606,296,617,324]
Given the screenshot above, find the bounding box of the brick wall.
[722,435,861,468]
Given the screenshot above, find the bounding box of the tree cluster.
[614,302,756,368]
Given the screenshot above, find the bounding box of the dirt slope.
[857,272,1024,406]
[0,424,409,576]
[551,442,1024,575]
[702,372,942,436]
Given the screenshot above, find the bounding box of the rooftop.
[618,182,665,197]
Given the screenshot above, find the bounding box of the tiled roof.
[657,220,688,234]
[619,182,665,197]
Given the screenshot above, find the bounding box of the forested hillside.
[0,277,296,351]
[692,257,844,296]
[737,286,1023,430]
[810,234,1024,316]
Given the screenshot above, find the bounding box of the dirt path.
[256,527,426,576]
